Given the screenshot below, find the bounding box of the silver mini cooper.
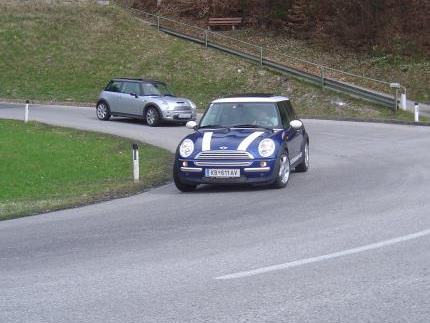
[96,78,197,126]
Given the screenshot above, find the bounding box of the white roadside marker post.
[24,100,29,123]
[414,102,420,123]
[400,92,407,111]
[132,144,140,183]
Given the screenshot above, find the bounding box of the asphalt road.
[1,103,430,323]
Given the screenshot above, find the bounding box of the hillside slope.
[0,1,416,121]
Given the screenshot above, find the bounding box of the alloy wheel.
[305,143,310,168]
[96,104,107,119]
[279,155,290,184]
[147,109,156,125]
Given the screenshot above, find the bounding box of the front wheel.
[173,163,197,192]
[295,142,309,172]
[273,153,290,189]
[146,107,161,127]
[96,101,111,121]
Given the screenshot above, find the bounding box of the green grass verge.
[0,1,424,123]
[0,119,173,220]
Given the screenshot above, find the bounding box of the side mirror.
[289,120,303,130]
[130,92,138,98]
[186,121,197,130]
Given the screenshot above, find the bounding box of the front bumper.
[162,110,196,122]
[176,159,277,185]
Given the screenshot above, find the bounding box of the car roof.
[112,78,166,84]
[212,94,289,104]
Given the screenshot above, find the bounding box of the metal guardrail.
[116,2,399,110]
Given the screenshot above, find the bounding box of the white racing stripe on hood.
[202,132,213,151]
[237,131,264,151]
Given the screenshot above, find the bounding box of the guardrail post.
[132,143,140,183]
[259,47,263,65]
[414,102,419,122]
[395,88,399,111]
[24,100,29,123]
[126,6,399,111]
[389,83,401,111]
[320,67,325,88]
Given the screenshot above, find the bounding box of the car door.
[104,80,123,113]
[278,101,303,162]
[120,81,143,116]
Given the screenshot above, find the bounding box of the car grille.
[194,161,253,167]
[174,106,191,111]
[196,150,254,160]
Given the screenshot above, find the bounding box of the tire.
[173,162,197,192]
[146,106,161,127]
[272,152,291,189]
[96,101,111,121]
[295,142,309,172]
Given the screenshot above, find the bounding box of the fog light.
[182,161,188,167]
[260,161,267,167]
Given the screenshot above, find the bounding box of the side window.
[284,100,297,120]
[277,101,291,128]
[202,104,218,125]
[122,82,141,95]
[142,83,159,96]
[105,81,122,93]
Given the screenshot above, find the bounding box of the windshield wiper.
[231,124,273,131]
[163,94,175,97]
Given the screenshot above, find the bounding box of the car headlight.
[179,139,194,158]
[160,100,174,110]
[189,101,197,110]
[258,139,275,157]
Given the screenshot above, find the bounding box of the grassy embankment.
[0,1,424,122]
[0,120,172,220]
[225,30,430,104]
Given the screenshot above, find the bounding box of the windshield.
[200,102,282,129]
[142,82,174,96]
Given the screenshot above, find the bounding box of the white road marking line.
[215,228,430,280]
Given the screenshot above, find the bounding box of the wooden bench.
[208,17,243,30]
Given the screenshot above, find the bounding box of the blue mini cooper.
[173,94,309,192]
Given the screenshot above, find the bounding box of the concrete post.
[24,100,29,123]
[414,103,419,123]
[400,93,407,111]
[132,144,140,183]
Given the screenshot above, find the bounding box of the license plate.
[205,169,240,178]
[178,113,192,119]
